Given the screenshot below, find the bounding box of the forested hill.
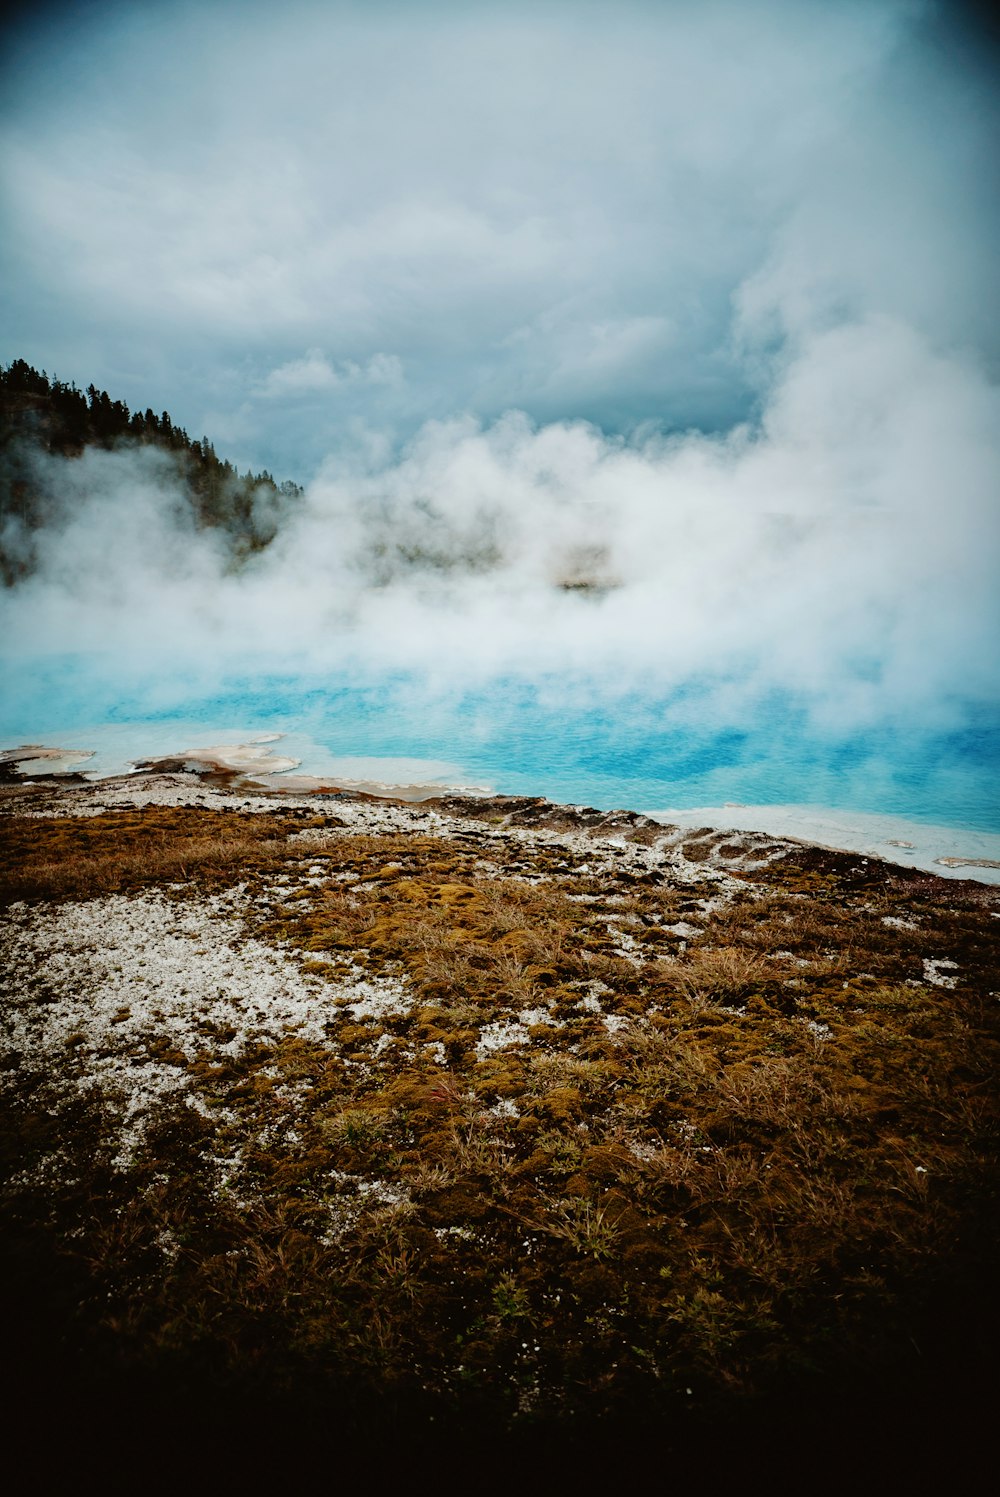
[0,359,304,583]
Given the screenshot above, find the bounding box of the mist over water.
[3,313,1000,831]
[1,1,997,835]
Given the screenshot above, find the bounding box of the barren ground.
[2,769,998,1483]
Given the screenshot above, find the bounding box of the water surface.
[4,657,997,844]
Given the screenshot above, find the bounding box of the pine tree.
[0,359,305,583]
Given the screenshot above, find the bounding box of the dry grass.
[0,807,327,904]
[2,799,999,1449]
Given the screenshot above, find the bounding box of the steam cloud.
[1,0,998,745]
[4,311,998,735]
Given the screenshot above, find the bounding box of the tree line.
[0,359,303,582]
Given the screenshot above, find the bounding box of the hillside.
[2,764,998,1477]
[0,359,303,583]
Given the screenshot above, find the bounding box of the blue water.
[3,656,998,834]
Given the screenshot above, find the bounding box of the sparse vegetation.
[0,806,318,903]
[2,784,998,1463]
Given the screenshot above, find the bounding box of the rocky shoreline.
[5,735,1000,878]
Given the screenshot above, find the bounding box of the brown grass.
[2,802,999,1442]
[0,807,327,904]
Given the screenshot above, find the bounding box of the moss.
[0,807,301,904]
[3,797,999,1444]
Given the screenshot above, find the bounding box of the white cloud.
[4,0,981,475]
[259,350,340,396]
[5,308,997,731]
[257,349,404,399]
[0,0,997,756]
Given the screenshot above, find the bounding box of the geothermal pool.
[3,658,999,882]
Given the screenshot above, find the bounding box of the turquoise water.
[3,656,998,834]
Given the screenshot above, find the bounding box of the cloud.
[4,0,988,477]
[4,306,997,737]
[258,350,404,398]
[0,0,996,767]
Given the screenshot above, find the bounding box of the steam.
[1,0,997,758]
[4,310,998,735]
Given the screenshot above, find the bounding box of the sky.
[2,0,997,479]
[1,0,999,753]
